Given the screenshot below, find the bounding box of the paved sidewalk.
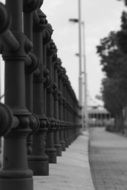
[0,131,94,190]
[89,127,127,190]
[34,130,95,190]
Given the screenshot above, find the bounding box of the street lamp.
[78,0,82,108]
[68,1,82,108]
[81,22,88,129]
[68,18,82,106]
[69,19,88,129]
[69,0,89,130]
[69,17,83,129]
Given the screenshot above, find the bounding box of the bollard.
[28,9,49,176]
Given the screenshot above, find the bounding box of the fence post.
[53,55,63,156]
[45,38,57,164]
[0,1,33,190]
[27,9,49,176]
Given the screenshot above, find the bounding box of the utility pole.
[69,0,83,129]
[78,0,82,108]
[81,22,88,129]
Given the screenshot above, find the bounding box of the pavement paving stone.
[34,131,95,190]
[0,131,95,190]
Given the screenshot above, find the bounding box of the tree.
[97,12,127,131]
[102,78,126,114]
[102,78,126,131]
[97,31,127,79]
[117,11,127,53]
[117,0,127,6]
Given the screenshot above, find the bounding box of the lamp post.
[69,17,82,129]
[81,22,88,129]
[69,0,82,108]
[69,19,88,130]
[78,0,82,108]
[69,15,82,108]
[68,0,89,130]
[69,15,82,130]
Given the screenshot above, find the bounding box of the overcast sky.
[42,0,125,105]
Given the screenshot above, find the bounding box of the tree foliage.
[97,11,127,116]
[97,31,127,79]
[102,78,127,115]
[117,0,127,6]
[117,12,127,53]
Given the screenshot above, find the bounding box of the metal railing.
[0,1,81,190]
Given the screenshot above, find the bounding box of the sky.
[42,0,125,105]
[0,0,126,105]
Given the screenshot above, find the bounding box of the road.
[89,127,127,190]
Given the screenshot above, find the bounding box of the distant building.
[88,106,111,127]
